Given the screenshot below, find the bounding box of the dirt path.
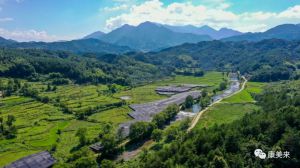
[117,140,154,161]
[187,76,247,132]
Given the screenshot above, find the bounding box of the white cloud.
[278,5,300,18]
[104,0,300,32]
[0,28,60,42]
[112,0,134,2]
[0,17,13,22]
[103,4,128,12]
[105,0,237,30]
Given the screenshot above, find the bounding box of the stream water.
[212,75,240,103]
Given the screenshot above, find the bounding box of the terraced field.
[39,84,122,113]
[0,72,225,166]
[0,96,72,166]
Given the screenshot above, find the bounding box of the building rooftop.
[129,90,201,121]
[4,151,56,168]
[89,142,104,153]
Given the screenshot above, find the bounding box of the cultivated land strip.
[187,76,247,132]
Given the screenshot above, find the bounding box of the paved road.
[187,76,248,132]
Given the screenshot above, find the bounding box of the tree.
[6,115,16,127]
[184,95,194,109]
[129,122,154,142]
[76,128,88,146]
[101,134,118,157]
[151,129,162,142]
[212,156,229,168]
[152,113,166,128]
[100,159,115,168]
[108,84,118,94]
[201,89,208,97]
[0,117,4,135]
[46,83,52,91]
[73,157,98,168]
[219,82,227,91]
[100,159,116,168]
[225,134,239,153]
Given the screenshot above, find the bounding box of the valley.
[0,7,300,166]
[0,72,233,167]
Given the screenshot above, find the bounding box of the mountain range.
[0,38,132,54]
[83,31,105,39]
[1,22,300,54]
[223,24,300,41]
[162,25,243,39]
[96,22,212,51]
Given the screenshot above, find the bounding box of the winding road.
[187,76,247,132]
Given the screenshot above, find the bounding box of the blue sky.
[0,0,300,41]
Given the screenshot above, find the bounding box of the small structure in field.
[129,90,201,121]
[4,151,56,168]
[155,84,206,95]
[120,96,131,100]
[89,142,104,153]
[119,90,201,137]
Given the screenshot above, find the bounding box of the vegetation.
[0,115,17,139]
[0,48,171,86]
[119,80,300,168]
[2,38,300,168]
[133,39,300,82]
[129,104,180,142]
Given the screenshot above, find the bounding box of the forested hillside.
[119,80,300,168]
[132,39,300,82]
[1,38,132,54]
[0,48,171,86]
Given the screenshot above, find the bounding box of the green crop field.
[196,103,260,129]
[165,72,225,86]
[88,106,132,125]
[114,72,225,104]
[223,82,266,103]
[196,82,266,129]
[0,82,127,166]
[0,72,225,166]
[39,84,122,113]
[0,96,72,166]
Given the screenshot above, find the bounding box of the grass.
[223,82,266,103]
[196,82,266,129]
[88,106,132,125]
[196,103,260,129]
[114,72,225,104]
[161,72,225,86]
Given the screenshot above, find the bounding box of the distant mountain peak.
[139,21,155,25]
[0,36,17,45]
[199,25,216,31]
[83,31,105,40]
[223,23,300,41]
[138,21,162,28]
[162,24,242,39]
[98,22,211,51]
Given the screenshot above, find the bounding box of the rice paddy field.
[38,84,122,113]
[0,72,226,166]
[196,82,266,129]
